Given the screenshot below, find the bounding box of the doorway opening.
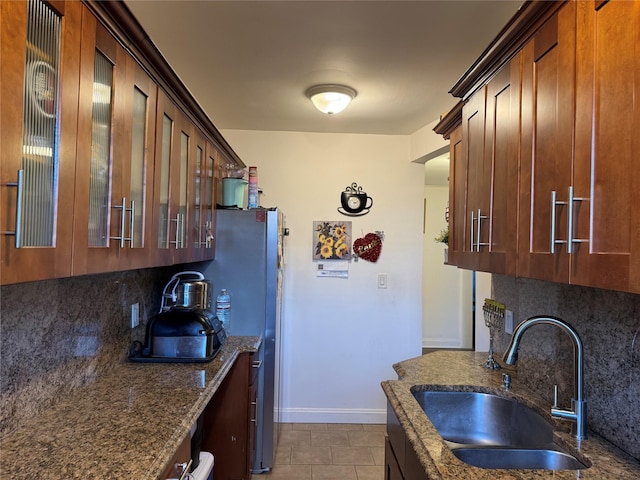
[422,153,474,352]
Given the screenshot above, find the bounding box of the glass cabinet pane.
[20,0,61,247]
[194,145,203,247]
[130,87,147,248]
[205,152,214,246]
[158,114,172,248]
[88,51,114,247]
[179,131,189,248]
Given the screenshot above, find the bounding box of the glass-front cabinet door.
[191,131,217,262]
[0,0,82,285]
[116,56,157,270]
[73,18,121,275]
[203,140,218,259]
[73,15,158,275]
[153,89,193,266]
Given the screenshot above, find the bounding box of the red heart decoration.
[354,233,382,263]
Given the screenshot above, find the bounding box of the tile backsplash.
[492,274,640,459]
[0,265,197,436]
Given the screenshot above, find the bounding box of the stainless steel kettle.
[160,271,211,312]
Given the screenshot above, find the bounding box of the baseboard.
[277,407,386,424]
[422,337,462,348]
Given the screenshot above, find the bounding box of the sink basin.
[451,447,588,470]
[412,390,552,447]
[412,390,589,470]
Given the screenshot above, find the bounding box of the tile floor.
[263,423,386,480]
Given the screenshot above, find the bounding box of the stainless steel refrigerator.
[203,208,286,474]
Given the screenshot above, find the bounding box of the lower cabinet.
[247,354,260,472]
[385,402,430,480]
[201,352,255,480]
[161,433,192,480]
[385,437,403,480]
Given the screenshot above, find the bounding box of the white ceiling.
[124,0,523,136]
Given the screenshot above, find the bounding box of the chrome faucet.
[503,316,586,440]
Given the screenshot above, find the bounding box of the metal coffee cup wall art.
[338,182,373,216]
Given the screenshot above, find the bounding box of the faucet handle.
[553,384,559,408]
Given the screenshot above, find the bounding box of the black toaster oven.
[129,307,226,363]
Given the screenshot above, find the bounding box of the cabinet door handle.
[110,198,135,248]
[169,459,192,480]
[177,213,185,249]
[550,190,567,254]
[180,213,186,248]
[470,210,476,252]
[170,214,181,248]
[127,200,135,247]
[476,208,489,251]
[204,220,214,248]
[252,360,263,369]
[1,169,24,248]
[110,197,128,248]
[567,186,589,254]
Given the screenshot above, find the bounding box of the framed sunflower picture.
[313,221,352,261]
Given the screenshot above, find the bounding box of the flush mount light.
[305,84,357,115]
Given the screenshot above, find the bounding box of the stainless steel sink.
[451,447,588,470]
[412,390,590,470]
[413,390,552,447]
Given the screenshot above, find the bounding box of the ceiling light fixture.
[305,84,357,115]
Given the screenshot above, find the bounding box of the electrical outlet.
[505,309,514,334]
[131,303,140,329]
[378,273,388,289]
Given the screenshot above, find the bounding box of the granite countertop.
[381,350,640,480]
[0,336,261,479]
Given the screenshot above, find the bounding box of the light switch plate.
[505,309,514,334]
[377,273,388,289]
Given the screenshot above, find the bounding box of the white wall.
[422,185,473,349]
[221,130,424,423]
[409,119,447,161]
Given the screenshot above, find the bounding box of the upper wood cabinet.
[72,8,159,276]
[116,56,158,270]
[570,0,640,292]
[1,0,243,285]
[190,131,217,262]
[450,56,520,275]
[437,0,640,294]
[152,90,192,266]
[0,0,82,284]
[517,3,577,284]
[519,0,640,293]
[446,125,463,267]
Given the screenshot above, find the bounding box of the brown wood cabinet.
[190,133,218,262]
[519,0,640,293]
[1,0,241,285]
[437,0,640,294]
[0,0,82,284]
[202,352,255,480]
[570,0,640,292]
[517,2,577,285]
[443,118,463,267]
[385,437,403,480]
[73,12,157,275]
[247,353,260,473]
[160,433,192,480]
[447,56,520,275]
[152,89,194,266]
[385,402,430,480]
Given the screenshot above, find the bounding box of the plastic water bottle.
[216,289,231,331]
